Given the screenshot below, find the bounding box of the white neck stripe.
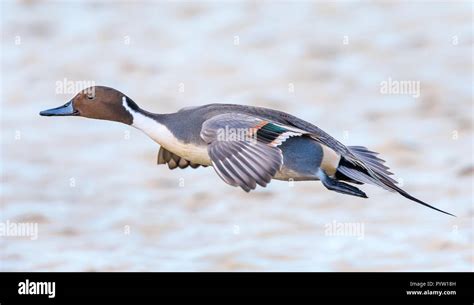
[121,96,212,165]
[122,96,166,136]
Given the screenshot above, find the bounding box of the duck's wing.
[157,146,207,170]
[200,113,307,192]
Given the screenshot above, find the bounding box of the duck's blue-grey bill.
[39,101,77,116]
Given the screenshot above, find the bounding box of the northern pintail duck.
[40,86,453,216]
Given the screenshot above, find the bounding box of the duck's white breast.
[122,98,212,166]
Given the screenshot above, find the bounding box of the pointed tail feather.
[381,178,455,217]
[337,146,455,217]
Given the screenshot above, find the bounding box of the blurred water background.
[0,0,472,271]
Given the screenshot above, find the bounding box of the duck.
[40,86,454,216]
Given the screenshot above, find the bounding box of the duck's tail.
[335,145,455,217]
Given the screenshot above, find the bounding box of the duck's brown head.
[40,86,139,125]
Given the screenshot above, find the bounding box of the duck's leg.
[317,169,367,198]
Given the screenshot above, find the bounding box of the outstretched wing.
[157,146,207,170]
[200,113,306,192]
